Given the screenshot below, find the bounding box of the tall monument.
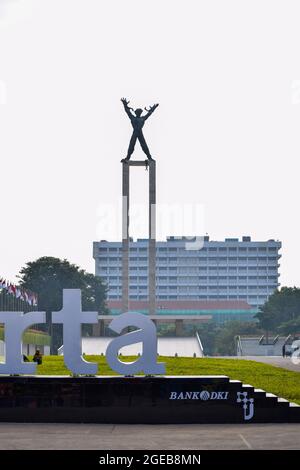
[120,98,159,315]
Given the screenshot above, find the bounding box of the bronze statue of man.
[121,98,159,162]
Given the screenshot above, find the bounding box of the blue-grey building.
[93,235,281,310]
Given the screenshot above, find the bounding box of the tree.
[214,321,261,356]
[278,317,300,335]
[255,287,300,335]
[186,322,220,356]
[18,257,108,352]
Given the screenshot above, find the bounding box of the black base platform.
[0,375,299,424]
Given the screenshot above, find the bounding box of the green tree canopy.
[18,257,108,351]
[255,287,300,333]
[214,321,261,356]
[278,317,300,335]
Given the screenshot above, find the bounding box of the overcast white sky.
[0,0,299,287]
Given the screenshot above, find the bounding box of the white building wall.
[82,336,203,358]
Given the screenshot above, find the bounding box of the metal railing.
[196,331,205,357]
[235,335,243,356]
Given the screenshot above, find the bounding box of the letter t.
[52,289,98,375]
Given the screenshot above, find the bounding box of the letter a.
[106,312,165,375]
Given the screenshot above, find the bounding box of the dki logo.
[236,391,255,421]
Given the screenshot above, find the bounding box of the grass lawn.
[33,356,300,405]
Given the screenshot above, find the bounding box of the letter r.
[0,311,46,374]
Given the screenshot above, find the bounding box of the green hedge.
[0,327,51,346]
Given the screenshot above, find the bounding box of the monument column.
[122,162,130,314]
[120,97,159,316]
[148,160,156,315]
[121,160,156,315]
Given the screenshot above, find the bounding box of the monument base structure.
[0,375,299,424]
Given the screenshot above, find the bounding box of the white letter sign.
[0,290,165,377]
[52,289,98,375]
[0,311,45,374]
[106,312,166,375]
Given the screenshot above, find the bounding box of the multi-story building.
[93,236,281,310]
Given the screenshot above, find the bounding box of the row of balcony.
[99,260,280,267]
[108,287,273,294]
[107,294,268,302]
[98,256,280,263]
[107,277,278,284]
[97,249,280,256]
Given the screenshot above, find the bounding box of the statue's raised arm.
[144,103,159,120]
[121,97,134,120]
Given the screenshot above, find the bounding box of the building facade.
[93,236,281,309]
[106,299,256,325]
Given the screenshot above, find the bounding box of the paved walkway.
[0,423,298,450]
